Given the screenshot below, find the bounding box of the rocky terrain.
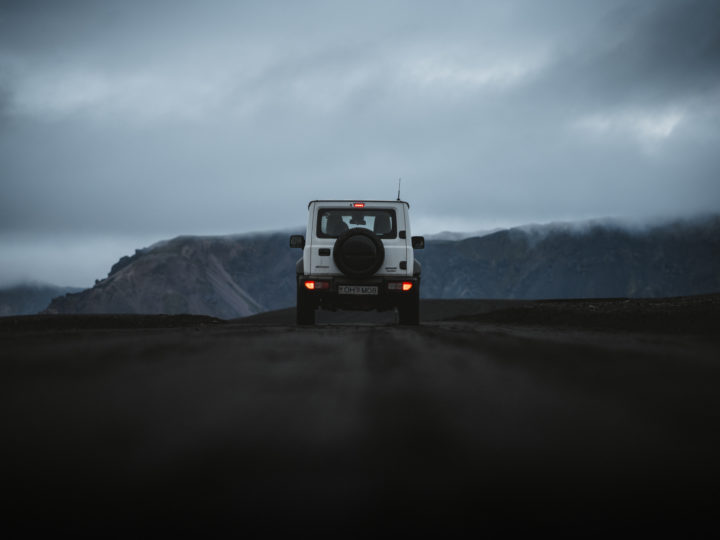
[46,232,298,318]
[42,215,720,318]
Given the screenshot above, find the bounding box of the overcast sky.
[1,0,719,287]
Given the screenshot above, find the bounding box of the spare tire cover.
[333,228,385,278]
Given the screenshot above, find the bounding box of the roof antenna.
[396,177,402,201]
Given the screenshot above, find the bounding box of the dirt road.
[3,299,720,535]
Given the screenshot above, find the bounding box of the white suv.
[290,200,424,325]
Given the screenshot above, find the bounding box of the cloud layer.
[1,0,719,285]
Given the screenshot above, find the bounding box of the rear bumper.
[298,275,419,312]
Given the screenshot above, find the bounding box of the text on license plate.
[338,285,378,295]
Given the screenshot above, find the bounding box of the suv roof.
[308,200,410,208]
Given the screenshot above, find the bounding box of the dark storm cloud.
[610,0,720,97]
[1,0,719,285]
[541,0,720,106]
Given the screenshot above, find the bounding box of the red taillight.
[388,281,414,291]
[353,202,365,208]
[304,280,329,291]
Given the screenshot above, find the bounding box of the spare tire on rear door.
[333,228,385,278]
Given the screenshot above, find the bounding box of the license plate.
[338,285,378,295]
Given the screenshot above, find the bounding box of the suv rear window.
[317,208,397,239]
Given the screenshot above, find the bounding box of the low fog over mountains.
[36,216,720,319]
[0,283,82,316]
[422,218,720,299]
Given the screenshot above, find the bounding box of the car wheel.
[296,284,315,325]
[333,228,385,278]
[398,291,419,325]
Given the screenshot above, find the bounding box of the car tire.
[398,290,419,325]
[296,284,315,325]
[333,228,385,278]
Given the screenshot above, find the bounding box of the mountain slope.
[47,233,299,318]
[45,217,720,318]
[421,217,720,299]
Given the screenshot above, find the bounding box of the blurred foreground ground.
[2,296,720,536]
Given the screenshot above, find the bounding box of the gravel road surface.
[3,297,719,536]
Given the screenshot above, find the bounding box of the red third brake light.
[353,202,365,208]
[402,282,413,291]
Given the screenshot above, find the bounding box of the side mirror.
[411,236,425,249]
[289,235,305,249]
